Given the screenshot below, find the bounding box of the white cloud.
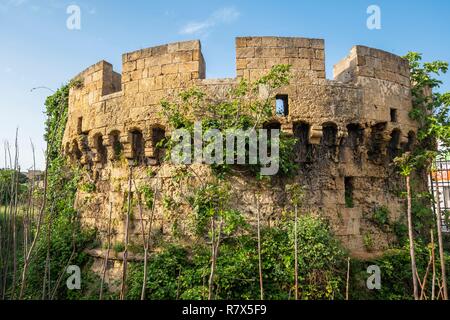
[179,6,240,35]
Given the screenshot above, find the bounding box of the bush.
[350,242,450,300]
[126,215,347,300]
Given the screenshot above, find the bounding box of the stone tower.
[62,37,421,258]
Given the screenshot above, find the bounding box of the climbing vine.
[20,82,97,299]
[160,64,299,179]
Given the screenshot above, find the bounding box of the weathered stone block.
[236,47,255,58]
[172,51,193,63]
[298,48,314,59]
[161,63,178,75]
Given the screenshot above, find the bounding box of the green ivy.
[160,65,298,179]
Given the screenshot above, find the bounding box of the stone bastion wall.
[61,36,422,260]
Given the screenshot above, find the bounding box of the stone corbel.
[144,138,156,158]
[122,133,133,159]
[309,124,323,145]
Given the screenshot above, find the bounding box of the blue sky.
[0,0,449,169]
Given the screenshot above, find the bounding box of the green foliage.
[113,242,125,253]
[393,221,408,245]
[139,185,154,210]
[350,243,450,300]
[275,133,299,178]
[285,183,305,207]
[113,140,123,157]
[189,182,247,237]
[345,192,354,209]
[371,205,390,228]
[411,191,434,237]
[127,245,190,300]
[395,53,450,173]
[160,65,298,179]
[363,233,374,252]
[19,82,97,299]
[80,182,96,193]
[287,215,347,299]
[0,169,28,205]
[405,52,449,145]
[126,215,347,300]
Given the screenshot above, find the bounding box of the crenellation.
[236,36,325,81]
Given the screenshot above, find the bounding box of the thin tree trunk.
[432,229,436,300]
[294,203,298,300]
[406,175,419,300]
[208,217,223,300]
[42,204,54,300]
[23,141,36,261]
[346,257,351,300]
[99,202,113,300]
[0,224,1,273]
[434,187,448,300]
[256,195,263,300]
[10,132,19,299]
[19,143,51,299]
[135,178,158,301]
[1,143,13,299]
[50,245,75,300]
[135,190,147,301]
[11,161,19,299]
[120,165,133,300]
[420,240,433,300]
[208,217,215,300]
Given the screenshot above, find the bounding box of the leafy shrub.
[126,215,347,300]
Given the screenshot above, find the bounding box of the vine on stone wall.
[160,64,299,179]
[21,82,97,299]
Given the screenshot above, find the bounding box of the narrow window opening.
[263,121,281,134]
[368,122,387,164]
[388,129,401,161]
[94,134,107,164]
[344,177,354,208]
[293,122,311,162]
[405,131,416,152]
[322,123,338,147]
[72,140,82,162]
[390,108,397,123]
[275,95,289,116]
[77,117,83,134]
[109,131,123,159]
[130,130,145,163]
[263,121,281,157]
[152,127,166,161]
[345,124,364,148]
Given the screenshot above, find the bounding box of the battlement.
[69,37,411,107]
[121,40,206,92]
[236,36,325,80]
[334,46,410,87]
[65,36,416,155]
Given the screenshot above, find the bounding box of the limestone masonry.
[62,36,423,259]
